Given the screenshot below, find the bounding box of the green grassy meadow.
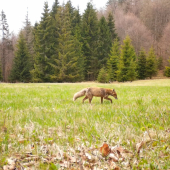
[0,79,170,169]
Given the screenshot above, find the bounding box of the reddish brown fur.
[82,87,117,104]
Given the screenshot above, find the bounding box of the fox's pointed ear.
[113,89,115,91]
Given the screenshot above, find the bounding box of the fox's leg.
[82,96,88,103]
[89,96,93,104]
[104,96,112,103]
[101,97,103,104]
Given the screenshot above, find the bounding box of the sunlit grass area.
[0,80,170,169]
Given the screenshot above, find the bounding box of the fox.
[73,87,118,104]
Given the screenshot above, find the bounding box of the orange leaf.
[100,143,111,157]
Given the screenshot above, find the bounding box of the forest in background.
[0,0,170,82]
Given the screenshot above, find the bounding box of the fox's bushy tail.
[73,88,88,101]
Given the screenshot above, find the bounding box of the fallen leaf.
[3,165,15,170]
[85,153,92,160]
[133,158,138,165]
[108,153,119,162]
[3,158,16,170]
[24,156,39,161]
[70,156,77,163]
[122,161,130,167]
[3,165,9,170]
[22,161,35,167]
[7,158,16,165]
[136,141,144,153]
[115,146,130,153]
[111,146,133,160]
[92,149,100,156]
[60,161,70,168]
[109,161,120,170]
[100,143,111,157]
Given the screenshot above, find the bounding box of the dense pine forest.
[1,0,170,83]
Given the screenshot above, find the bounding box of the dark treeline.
[0,0,170,83]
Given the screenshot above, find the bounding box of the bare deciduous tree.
[159,23,170,66]
[115,10,153,55]
[140,0,170,42]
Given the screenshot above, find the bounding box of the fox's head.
[111,89,118,99]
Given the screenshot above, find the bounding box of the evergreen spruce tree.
[72,9,82,42]
[117,35,136,82]
[117,57,125,82]
[107,12,118,42]
[146,47,157,79]
[72,8,81,36]
[31,22,39,72]
[32,2,56,82]
[65,0,74,22]
[107,38,120,81]
[50,5,84,82]
[64,0,83,40]
[137,48,147,79]
[157,56,163,70]
[127,59,137,81]
[23,11,32,45]
[50,0,60,75]
[23,11,34,72]
[73,9,84,81]
[9,32,31,82]
[97,67,109,83]
[81,2,99,80]
[164,58,170,77]
[98,16,112,69]
[51,0,59,18]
